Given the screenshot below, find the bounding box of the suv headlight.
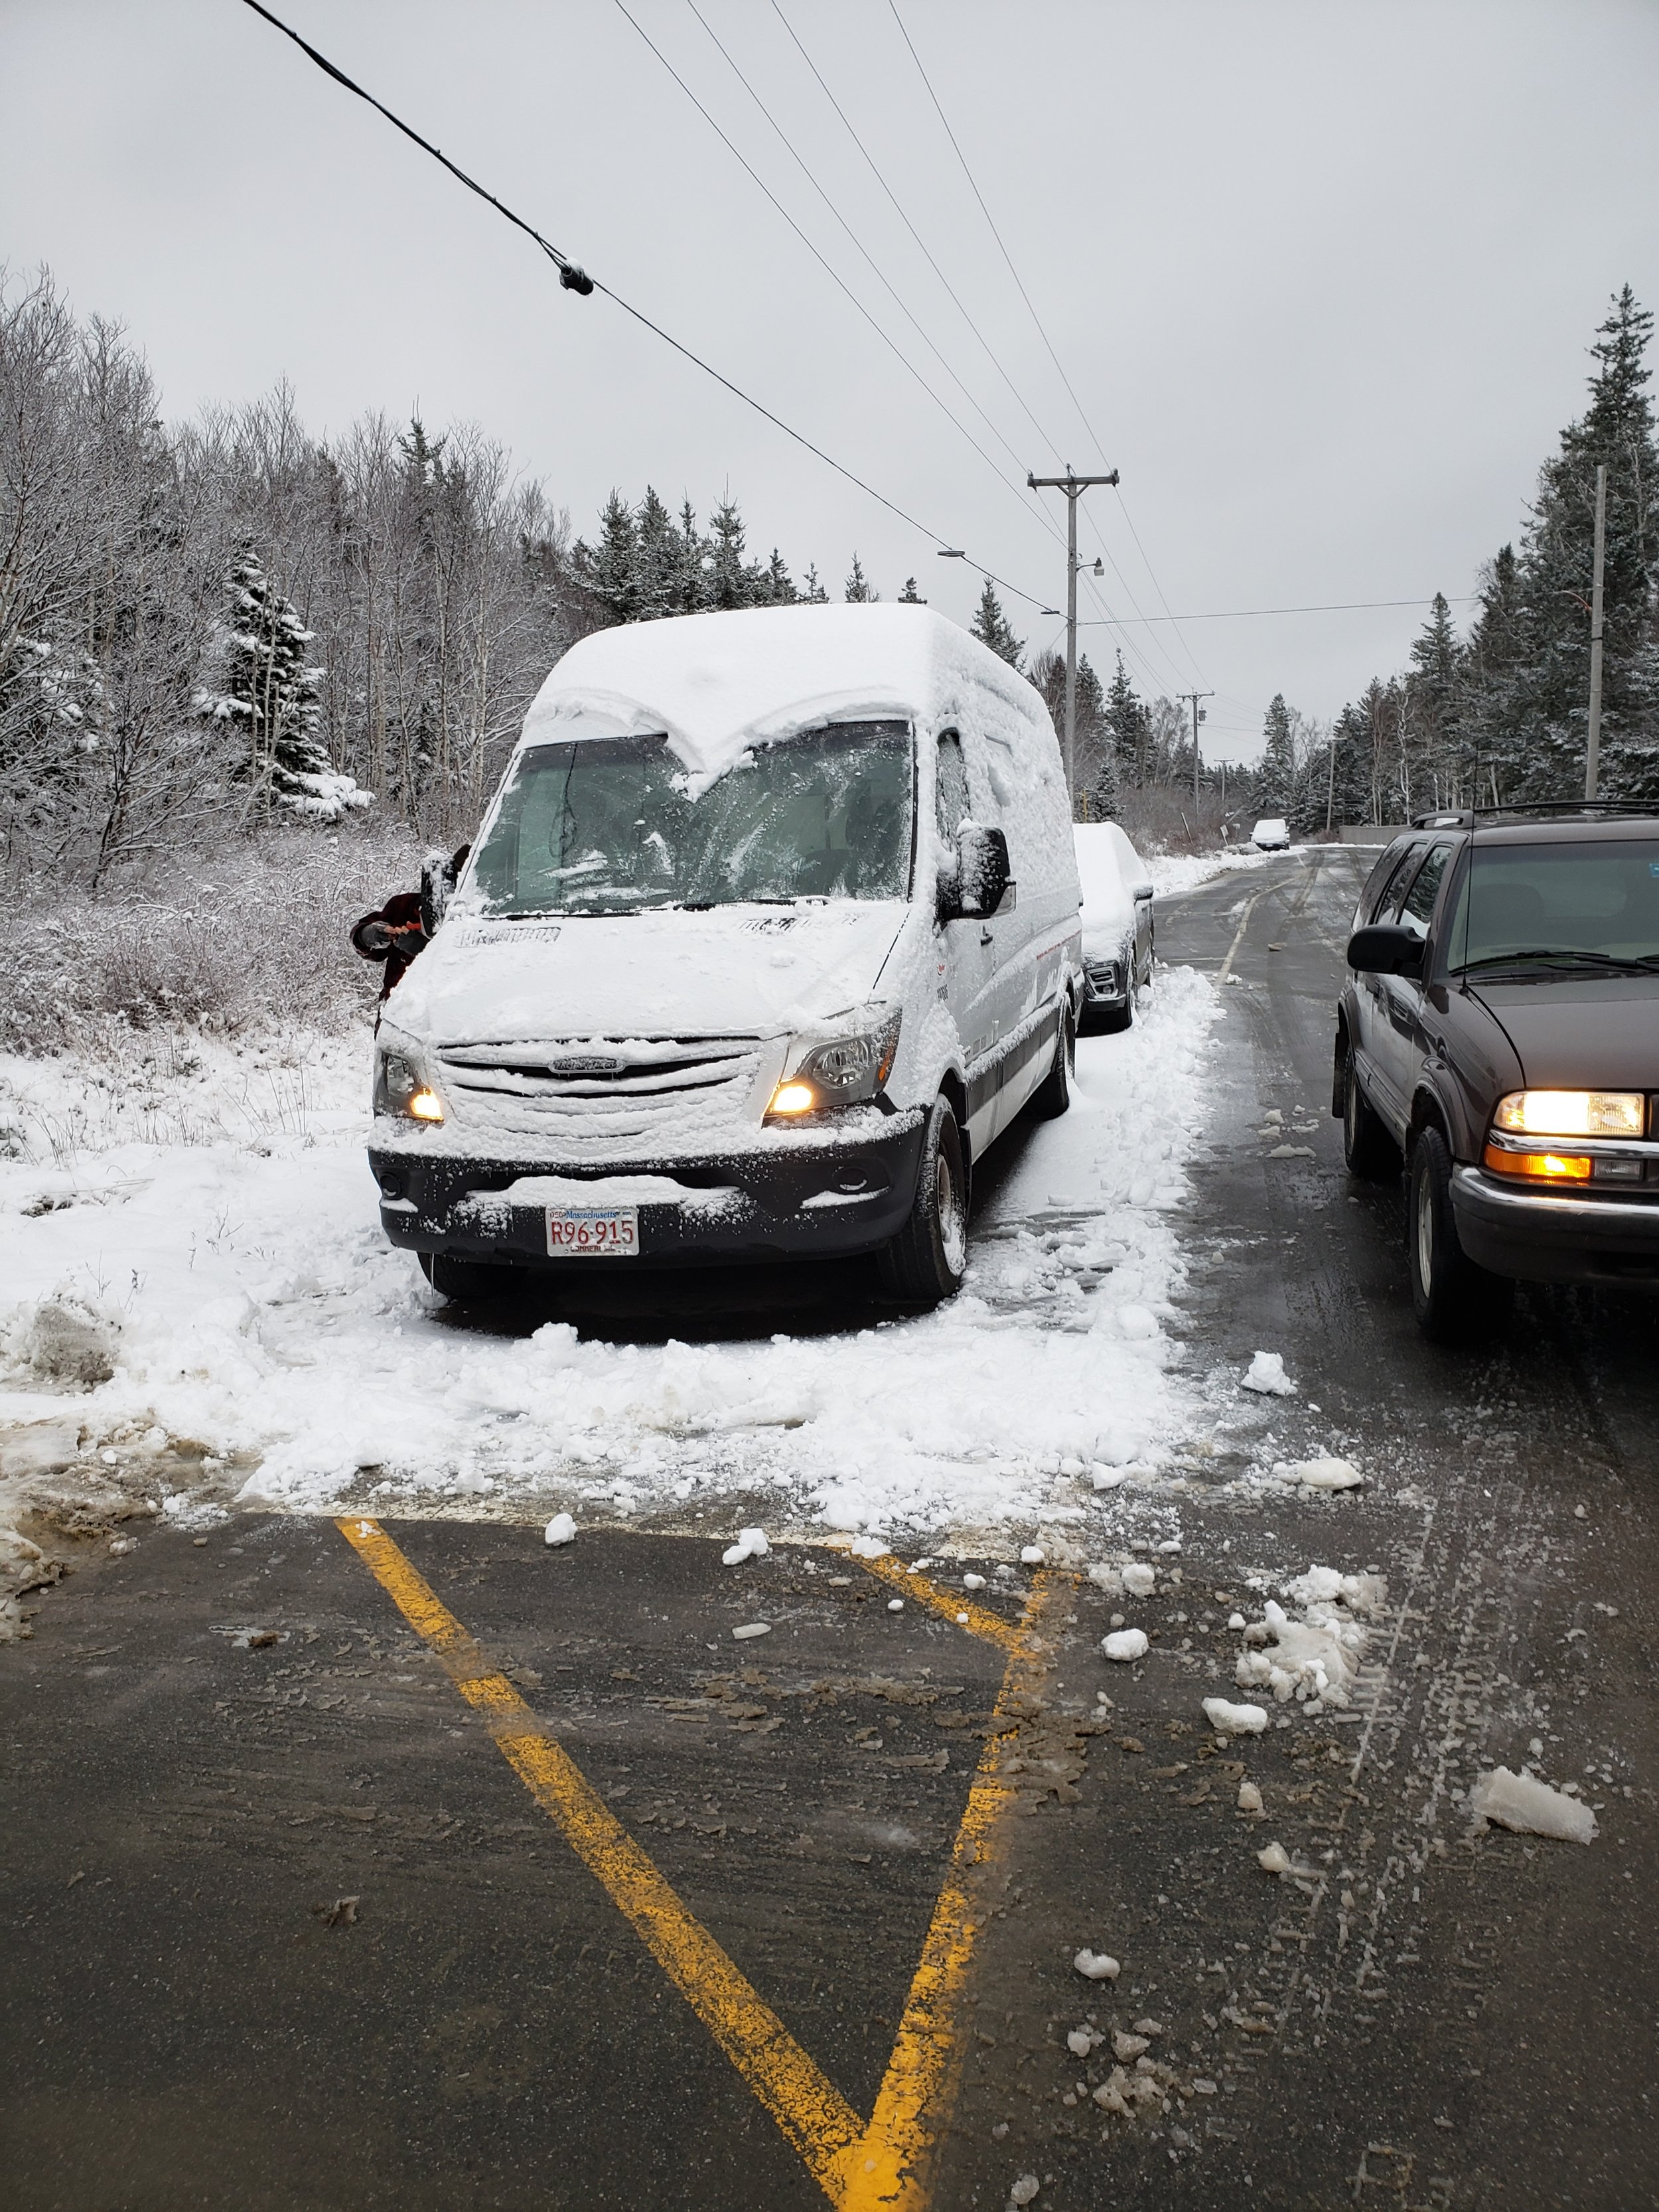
[1492,1090,1644,1138]
[374,1043,445,1123]
[766,1009,902,1120]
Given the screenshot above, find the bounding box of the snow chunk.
[1241,1351,1295,1396]
[1203,1697,1268,1735]
[1121,1562,1156,1597]
[721,1526,770,1566]
[1257,1842,1292,1875]
[1066,2027,1098,2057]
[1275,1455,1363,1491]
[847,1536,890,1560]
[1470,1767,1598,1844]
[543,1512,577,1547]
[962,1572,987,1591]
[887,1598,904,1612]
[1072,1949,1120,1982]
[732,1621,772,1641]
[1009,2179,1040,2209]
[1020,1544,1045,1566]
[1102,1629,1148,1662]
[1112,2030,1150,2061]
[1236,1781,1263,1813]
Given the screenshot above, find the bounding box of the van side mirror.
[940,824,1012,921]
[1346,923,1424,978]
[419,841,471,936]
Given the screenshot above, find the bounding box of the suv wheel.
[878,1098,969,1305]
[420,1250,512,1303]
[1342,1043,1400,1179]
[1031,1007,1075,1118]
[1407,1126,1510,1341]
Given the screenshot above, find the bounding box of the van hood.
[392,901,910,1045]
[1471,975,1659,1090]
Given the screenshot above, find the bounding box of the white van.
[368,605,1083,1307]
[1072,820,1155,1031]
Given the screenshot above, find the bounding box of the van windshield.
[1445,839,1659,977]
[470,720,914,917]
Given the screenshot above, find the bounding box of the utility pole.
[1325,728,1337,838]
[1178,690,1213,810]
[1585,461,1607,800]
[1028,467,1119,812]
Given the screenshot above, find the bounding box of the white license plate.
[545,1205,639,1258]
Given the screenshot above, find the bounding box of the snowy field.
[0,964,1223,1548]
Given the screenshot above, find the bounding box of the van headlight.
[374,1043,445,1123]
[766,1009,901,1120]
[1492,1090,1644,1138]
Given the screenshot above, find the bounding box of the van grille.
[434,1035,764,1149]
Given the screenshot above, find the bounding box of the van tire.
[1031,1007,1074,1118]
[420,1250,511,1303]
[1342,1044,1400,1179]
[1407,1126,1510,1341]
[877,1098,969,1306]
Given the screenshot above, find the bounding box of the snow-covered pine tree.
[802,563,829,604]
[708,494,757,611]
[1103,652,1148,786]
[970,578,1022,666]
[583,492,638,624]
[899,576,924,604]
[674,498,706,615]
[1457,546,1526,804]
[200,552,370,821]
[843,554,879,603]
[758,550,796,605]
[633,487,678,620]
[1404,591,1465,805]
[1256,693,1296,814]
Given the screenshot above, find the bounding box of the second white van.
[367,604,1084,1307]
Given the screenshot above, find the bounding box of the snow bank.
[0,964,1223,1536]
[1470,1767,1598,1844]
[1144,848,1274,901]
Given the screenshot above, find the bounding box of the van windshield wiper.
[1458,948,1659,976]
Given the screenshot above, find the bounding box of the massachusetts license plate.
[545,1205,639,1258]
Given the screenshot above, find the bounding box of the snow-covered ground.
[1143,845,1279,901]
[0,965,1222,1545]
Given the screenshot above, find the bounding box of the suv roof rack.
[1410,801,1659,830]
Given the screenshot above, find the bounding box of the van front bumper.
[1451,1165,1659,1289]
[368,1113,928,1272]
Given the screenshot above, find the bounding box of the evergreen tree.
[970,577,1022,666]
[633,487,678,621]
[899,576,924,604]
[200,552,369,820]
[674,497,706,615]
[584,491,637,623]
[1321,702,1375,830]
[843,553,879,603]
[708,494,757,611]
[1457,546,1526,804]
[1404,591,1465,806]
[1256,692,1295,812]
[1102,652,1149,784]
[758,549,796,605]
[802,563,829,604]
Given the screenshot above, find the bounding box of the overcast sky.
[5,0,1658,759]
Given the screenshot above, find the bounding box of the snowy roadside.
[1,966,1224,1550]
[1143,846,1278,901]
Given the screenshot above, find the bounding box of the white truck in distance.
[369,605,1084,1308]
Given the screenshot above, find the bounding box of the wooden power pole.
[1585,461,1608,800]
[1028,467,1119,812]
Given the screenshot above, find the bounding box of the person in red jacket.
[350,844,469,1001]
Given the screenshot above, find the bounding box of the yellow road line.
[336,1517,865,2197]
[336,1515,1073,2210]
[838,1569,1072,2209]
[834,1544,1019,1651]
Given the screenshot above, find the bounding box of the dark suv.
[1333,808,1659,1337]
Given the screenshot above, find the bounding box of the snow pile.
[1072,1949,1121,1981]
[1232,1567,1384,1713]
[721,1526,770,1566]
[1241,1350,1295,1396]
[1273,1455,1363,1491]
[1203,1697,1268,1735]
[1102,1629,1147,1662]
[1470,1767,1598,1844]
[1143,848,1273,901]
[543,1512,577,1546]
[0,960,1222,1537]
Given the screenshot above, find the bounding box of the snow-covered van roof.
[518,603,1054,790]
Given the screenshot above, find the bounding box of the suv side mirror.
[940,823,1012,922]
[1346,923,1424,978]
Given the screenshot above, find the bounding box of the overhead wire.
[612,0,1062,573]
[235,0,1051,611]
[672,0,1069,557]
[1076,594,1480,625]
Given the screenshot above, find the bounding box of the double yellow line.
[338,1516,1068,2209]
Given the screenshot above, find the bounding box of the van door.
[934,730,1000,1156]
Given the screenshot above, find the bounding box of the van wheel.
[878,1098,968,1305]
[420,1250,510,1303]
[1342,1044,1400,1179]
[1031,1007,1074,1118]
[1407,1126,1510,1341]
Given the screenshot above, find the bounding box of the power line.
[1076,595,1482,626]
[236,0,1050,611]
[768,1,1069,465]
[888,0,1108,465]
[672,0,1065,553]
[1107,487,1210,689]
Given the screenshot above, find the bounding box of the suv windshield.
[1446,838,1659,976]
[470,720,914,917]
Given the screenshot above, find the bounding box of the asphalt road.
[4,848,1656,2212]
